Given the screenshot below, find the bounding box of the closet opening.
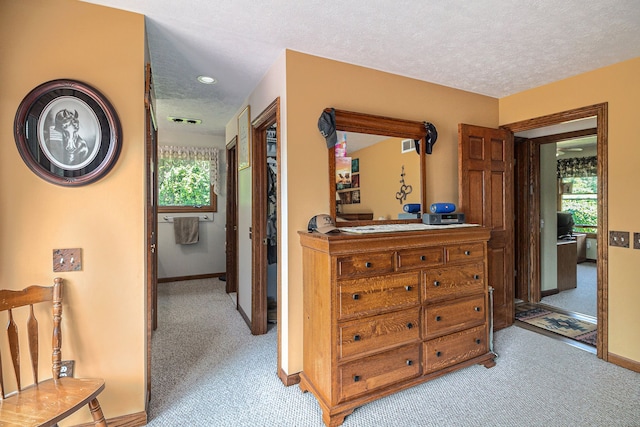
[266,124,277,326]
[250,98,280,336]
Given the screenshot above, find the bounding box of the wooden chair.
[0,278,107,426]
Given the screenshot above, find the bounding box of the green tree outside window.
[561,176,597,233]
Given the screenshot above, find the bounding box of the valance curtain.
[557,156,597,179]
[158,146,219,195]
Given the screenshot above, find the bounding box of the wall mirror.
[327,108,428,224]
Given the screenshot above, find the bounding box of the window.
[157,146,218,213]
[560,176,597,234]
[557,155,597,234]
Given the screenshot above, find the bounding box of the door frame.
[226,137,238,295]
[144,63,158,406]
[250,98,280,336]
[501,103,608,360]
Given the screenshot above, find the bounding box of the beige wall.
[0,0,146,424]
[284,50,498,373]
[500,57,640,363]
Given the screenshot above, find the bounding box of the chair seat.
[0,377,105,427]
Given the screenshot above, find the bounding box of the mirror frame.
[327,108,428,224]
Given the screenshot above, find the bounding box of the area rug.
[515,306,597,347]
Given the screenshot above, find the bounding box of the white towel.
[173,217,199,244]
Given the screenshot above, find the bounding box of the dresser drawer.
[338,273,419,320]
[339,308,420,360]
[424,325,487,373]
[337,252,394,279]
[338,344,420,402]
[423,263,484,303]
[445,242,484,263]
[423,296,485,339]
[396,247,444,272]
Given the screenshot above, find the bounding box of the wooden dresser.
[298,226,496,427]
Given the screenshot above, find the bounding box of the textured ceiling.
[82,0,640,137]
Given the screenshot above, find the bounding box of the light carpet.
[541,262,597,317]
[148,279,640,427]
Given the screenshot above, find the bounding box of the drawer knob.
[365,262,372,268]
[435,351,442,358]
[420,255,426,261]
[433,281,440,287]
[474,306,481,312]
[352,293,360,300]
[474,274,480,280]
[464,250,471,255]
[475,339,482,345]
[354,334,361,341]
[405,285,413,291]
[406,322,414,329]
[435,315,442,322]
[406,359,413,366]
[353,375,361,382]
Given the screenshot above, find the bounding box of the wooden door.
[514,137,533,302]
[226,138,238,295]
[458,124,514,330]
[144,63,158,405]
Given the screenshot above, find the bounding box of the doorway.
[226,137,238,297]
[250,98,280,336]
[502,103,608,359]
[144,63,158,406]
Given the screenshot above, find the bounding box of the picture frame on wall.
[336,156,352,190]
[238,105,251,170]
[13,79,122,186]
[351,158,359,173]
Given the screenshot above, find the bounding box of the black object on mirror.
[424,122,438,154]
[414,122,437,155]
[318,108,337,148]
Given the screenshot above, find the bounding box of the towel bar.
[161,214,211,223]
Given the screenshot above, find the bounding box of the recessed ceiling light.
[197,75,217,84]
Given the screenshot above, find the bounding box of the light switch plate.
[634,233,640,250]
[53,248,82,272]
[609,231,629,248]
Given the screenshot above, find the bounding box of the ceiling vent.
[168,116,202,125]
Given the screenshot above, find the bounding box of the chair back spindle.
[7,309,21,393]
[28,304,39,386]
[52,277,63,380]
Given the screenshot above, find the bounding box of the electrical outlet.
[634,232,640,250]
[59,360,75,378]
[609,231,630,248]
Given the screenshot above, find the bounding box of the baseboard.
[158,272,224,283]
[237,302,251,329]
[608,352,640,373]
[278,368,301,386]
[74,410,147,427]
[540,288,559,298]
